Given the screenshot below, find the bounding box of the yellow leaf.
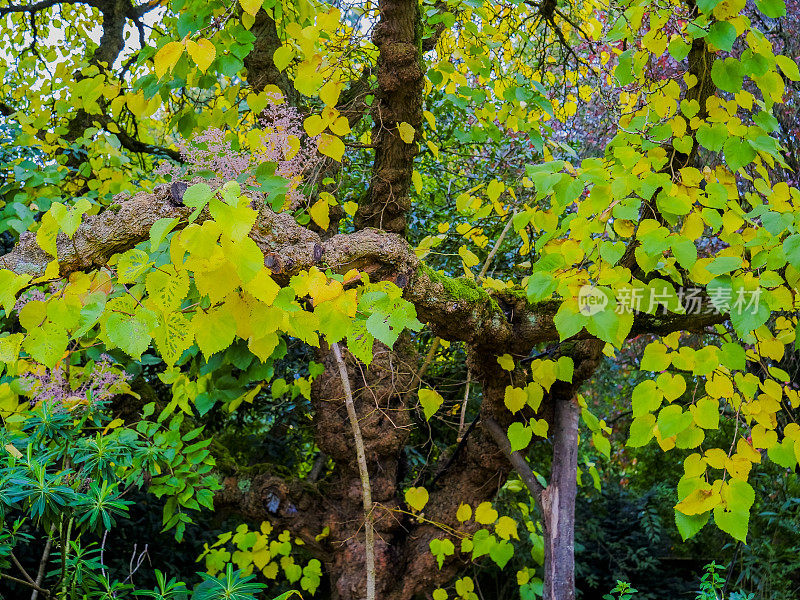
[497,354,514,371]
[405,487,429,511]
[285,135,301,159]
[273,45,294,71]
[4,443,22,459]
[154,41,184,79]
[319,80,342,106]
[398,121,415,143]
[412,170,422,193]
[504,385,526,413]
[186,38,216,72]
[487,179,504,203]
[329,115,350,136]
[458,245,480,268]
[304,114,326,137]
[318,133,344,161]
[495,515,519,540]
[675,485,720,515]
[244,269,281,304]
[239,0,262,17]
[456,503,472,522]
[309,198,330,230]
[423,110,436,130]
[102,417,124,434]
[474,501,498,524]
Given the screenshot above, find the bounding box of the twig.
[10,552,36,584]
[0,573,50,596]
[478,211,516,279]
[457,371,472,441]
[416,337,441,383]
[331,342,375,600]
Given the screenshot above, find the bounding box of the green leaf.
[627,413,656,447]
[711,58,744,93]
[767,439,796,468]
[488,540,514,569]
[526,272,558,302]
[183,182,214,221]
[714,507,749,542]
[106,309,156,359]
[724,136,757,172]
[150,217,179,252]
[696,122,727,152]
[776,55,800,81]
[632,380,663,416]
[117,248,151,283]
[419,388,444,421]
[707,256,741,275]
[429,538,455,569]
[724,479,755,513]
[586,306,622,346]
[755,0,786,17]
[675,509,709,541]
[593,432,611,458]
[783,234,800,270]
[668,37,691,61]
[697,0,722,11]
[615,50,634,86]
[671,238,697,268]
[719,342,745,371]
[23,323,68,368]
[729,284,769,336]
[507,422,533,452]
[193,307,237,359]
[554,303,588,340]
[707,21,737,52]
[657,405,692,438]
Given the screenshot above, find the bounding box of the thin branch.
[457,370,471,441]
[30,530,53,600]
[331,342,375,600]
[0,0,86,16]
[416,337,441,383]
[0,573,50,597]
[478,211,516,279]
[483,417,545,506]
[10,552,36,584]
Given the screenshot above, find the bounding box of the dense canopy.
[0,0,799,598]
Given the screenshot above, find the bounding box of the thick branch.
[0,0,86,15]
[0,190,727,350]
[356,0,424,235]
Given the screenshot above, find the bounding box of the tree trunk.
[541,395,580,600]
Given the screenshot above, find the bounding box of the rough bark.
[355,0,424,235]
[242,9,300,105]
[0,189,726,352]
[310,338,416,600]
[541,393,580,600]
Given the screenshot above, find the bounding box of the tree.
[0,0,799,597]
